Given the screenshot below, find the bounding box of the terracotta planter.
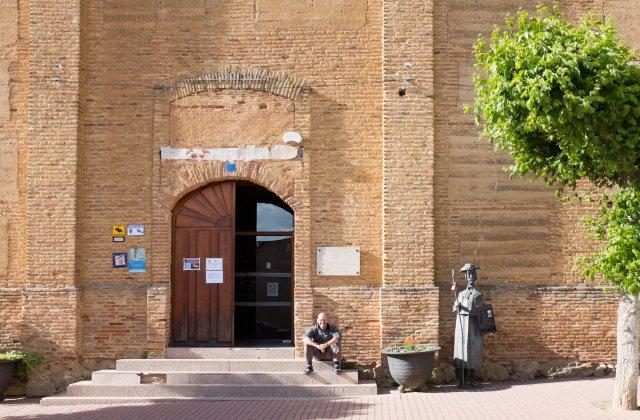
[382,346,440,391]
[0,360,16,402]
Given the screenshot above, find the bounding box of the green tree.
[472,5,640,410]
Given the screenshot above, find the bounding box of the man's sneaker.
[304,364,313,374]
[333,363,341,374]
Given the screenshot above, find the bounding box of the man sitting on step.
[302,312,341,374]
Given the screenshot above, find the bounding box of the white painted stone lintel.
[160,145,298,162]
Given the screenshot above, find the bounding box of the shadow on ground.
[379,374,618,395]
[1,398,374,420]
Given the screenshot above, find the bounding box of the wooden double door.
[170,181,294,347]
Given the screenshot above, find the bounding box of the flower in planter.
[403,336,417,352]
[382,337,439,353]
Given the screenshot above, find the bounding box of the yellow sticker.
[112,224,126,237]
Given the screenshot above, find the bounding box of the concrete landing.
[165,347,295,359]
[116,358,336,372]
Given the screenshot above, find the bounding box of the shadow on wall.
[311,287,382,368]
[10,323,121,399]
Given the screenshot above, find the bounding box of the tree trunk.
[613,292,639,410]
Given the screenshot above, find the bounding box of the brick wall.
[81,286,147,360]
[432,0,636,367]
[439,285,618,364]
[0,288,21,350]
[0,0,636,388]
[0,0,26,349]
[380,0,439,349]
[22,0,81,361]
[72,0,382,361]
[313,286,381,365]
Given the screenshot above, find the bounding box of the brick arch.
[161,162,298,213]
[167,66,310,103]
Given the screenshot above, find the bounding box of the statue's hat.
[460,263,480,272]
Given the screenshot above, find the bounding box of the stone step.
[166,371,359,385]
[116,359,336,373]
[60,381,377,399]
[165,347,295,359]
[41,386,377,406]
[91,370,358,385]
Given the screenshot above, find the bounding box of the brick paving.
[1,377,639,419]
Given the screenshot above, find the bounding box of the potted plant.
[382,337,440,392]
[0,350,44,401]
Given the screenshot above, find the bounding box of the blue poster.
[128,248,146,273]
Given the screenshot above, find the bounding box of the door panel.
[171,230,189,343]
[171,182,235,346]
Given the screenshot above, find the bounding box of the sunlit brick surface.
[2,377,640,419]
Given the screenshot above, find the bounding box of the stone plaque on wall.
[317,246,360,276]
[255,0,367,29]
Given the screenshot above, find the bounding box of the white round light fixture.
[283,131,302,146]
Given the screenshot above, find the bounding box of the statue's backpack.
[478,304,496,335]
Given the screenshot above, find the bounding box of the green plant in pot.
[382,336,440,392]
[0,351,44,401]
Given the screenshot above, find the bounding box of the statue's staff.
[451,269,464,387]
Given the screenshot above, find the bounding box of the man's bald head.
[317,312,329,330]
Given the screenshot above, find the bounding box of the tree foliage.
[581,188,640,295]
[472,5,640,296]
[472,5,640,190]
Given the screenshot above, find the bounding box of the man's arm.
[302,335,318,347]
[315,336,338,352]
[302,326,320,349]
[316,326,340,351]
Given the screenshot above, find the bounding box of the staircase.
[40,348,377,405]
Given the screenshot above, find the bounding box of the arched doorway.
[170,181,294,347]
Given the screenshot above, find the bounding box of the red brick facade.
[0,0,635,394]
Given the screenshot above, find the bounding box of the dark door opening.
[234,182,294,346]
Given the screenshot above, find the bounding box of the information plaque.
[316,246,360,276]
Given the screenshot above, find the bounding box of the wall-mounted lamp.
[283,131,303,146]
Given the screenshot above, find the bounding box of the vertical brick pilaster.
[146,286,169,358]
[381,0,438,348]
[24,0,81,359]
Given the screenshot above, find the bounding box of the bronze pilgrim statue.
[452,263,485,388]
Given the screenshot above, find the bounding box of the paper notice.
[206,270,223,284]
[206,257,223,271]
[183,258,200,271]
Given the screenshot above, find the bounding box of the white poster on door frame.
[206,257,223,271]
[206,270,223,284]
